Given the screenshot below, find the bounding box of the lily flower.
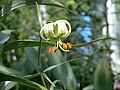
[40,20,72,53]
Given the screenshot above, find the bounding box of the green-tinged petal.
[55,20,71,38]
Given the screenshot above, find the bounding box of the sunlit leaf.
[3,81,17,90]
[36,2,43,28]
[0,30,13,45]
[82,85,94,90]
[0,73,48,90]
[50,80,60,90]
[43,73,55,87]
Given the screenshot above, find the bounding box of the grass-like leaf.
[24,57,86,80]
[0,65,22,75]
[44,58,86,73]
[1,37,111,54]
[0,30,13,45]
[82,85,94,90]
[1,40,54,54]
[0,0,71,16]
[43,73,55,87]
[36,2,43,28]
[0,73,48,90]
[24,47,43,72]
[47,50,77,90]
[50,80,60,90]
[72,37,112,48]
[3,81,18,90]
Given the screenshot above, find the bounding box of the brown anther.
[52,46,57,53]
[67,42,72,49]
[48,47,51,54]
[62,43,67,50]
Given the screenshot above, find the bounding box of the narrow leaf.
[72,37,112,48]
[0,0,71,16]
[0,30,13,45]
[1,38,111,54]
[82,85,94,90]
[2,40,54,54]
[4,81,17,90]
[24,47,42,72]
[50,80,60,90]
[36,2,43,28]
[43,73,55,87]
[47,50,77,90]
[24,72,40,79]
[35,1,43,68]
[0,65,21,75]
[0,73,48,90]
[44,58,86,72]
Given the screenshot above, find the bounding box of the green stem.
[1,37,112,54]
[38,34,42,67]
[41,73,47,87]
[36,2,43,67]
[72,37,112,48]
[24,57,88,79]
[44,57,87,72]
[36,2,47,87]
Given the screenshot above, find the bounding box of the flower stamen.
[48,47,51,54]
[67,42,72,49]
[62,43,67,50]
[52,46,57,53]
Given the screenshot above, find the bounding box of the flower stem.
[36,2,47,87]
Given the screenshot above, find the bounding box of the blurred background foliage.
[0,0,115,90]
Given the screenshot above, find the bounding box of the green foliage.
[94,60,113,90]
[47,50,77,90]
[1,40,54,54]
[82,85,94,90]
[0,30,13,45]
[0,0,70,17]
[49,80,60,90]
[0,73,47,90]
[3,81,18,90]
[0,0,114,90]
[0,64,21,75]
